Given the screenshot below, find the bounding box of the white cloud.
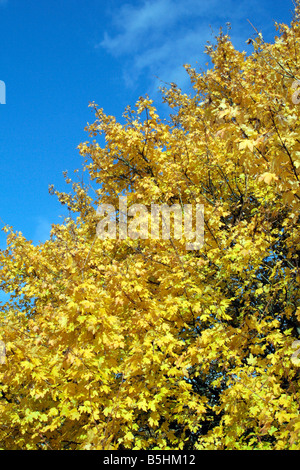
[98,0,258,92]
[100,0,182,55]
[128,27,212,91]
[100,0,235,54]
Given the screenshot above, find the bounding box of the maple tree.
[1,3,300,451]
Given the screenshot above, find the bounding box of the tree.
[0,3,300,451]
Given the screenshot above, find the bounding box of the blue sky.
[0,0,295,251]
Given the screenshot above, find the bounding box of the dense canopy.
[0,3,300,450]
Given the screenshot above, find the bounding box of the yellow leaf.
[258,172,278,184]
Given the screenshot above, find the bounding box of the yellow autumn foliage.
[0,2,300,450]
